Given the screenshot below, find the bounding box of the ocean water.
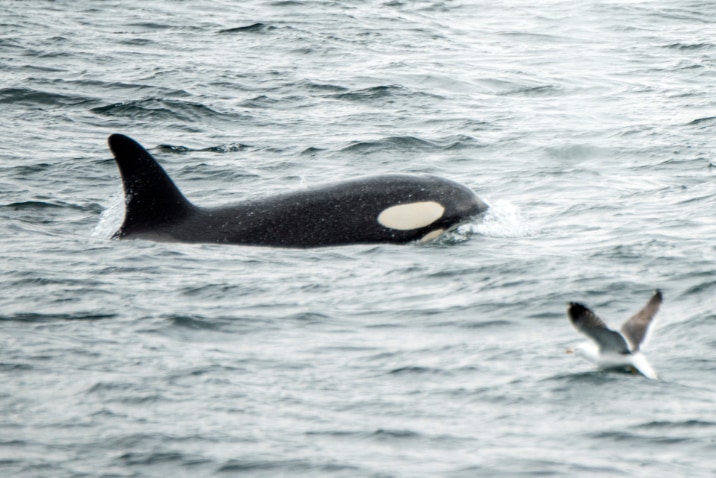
[2,0,716,476]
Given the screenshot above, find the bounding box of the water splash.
[92,186,124,239]
[467,199,533,238]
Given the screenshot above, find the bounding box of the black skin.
[109,133,489,248]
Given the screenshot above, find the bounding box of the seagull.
[566,290,662,379]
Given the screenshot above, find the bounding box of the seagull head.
[565,342,599,363]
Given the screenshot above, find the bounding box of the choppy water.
[2,1,716,476]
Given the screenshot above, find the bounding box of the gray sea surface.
[2,0,716,476]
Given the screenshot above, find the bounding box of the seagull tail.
[631,353,658,380]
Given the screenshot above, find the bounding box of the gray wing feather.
[568,302,631,354]
[620,290,662,352]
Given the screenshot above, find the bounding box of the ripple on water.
[2,1,716,477]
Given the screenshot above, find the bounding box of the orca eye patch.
[377,201,445,231]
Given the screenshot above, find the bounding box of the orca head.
[374,177,488,243]
[436,178,489,228]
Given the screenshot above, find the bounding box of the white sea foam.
[92,185,124,239]
[468,199,534,238]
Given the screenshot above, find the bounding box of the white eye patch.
[377,201,445,230]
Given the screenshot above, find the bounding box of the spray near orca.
[107,133,488,248]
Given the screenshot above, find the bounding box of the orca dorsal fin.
[108,134,194,238]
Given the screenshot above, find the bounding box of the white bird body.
[567,290,662,380]
[570,342,658,380]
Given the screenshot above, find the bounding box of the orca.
[107,133,488,248]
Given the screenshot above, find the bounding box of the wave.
[687,116,716,126]
[91,98,246,123]
[0,87,95,106]
[0,312,117,322]
[340,134,481,155]
[332,84,442,102]
[219,22,275,34]
[217,458,362,474]
[498,84,563,97]
[156,142,251,154]
[587,430,693,445]
[341,135,439,153]
[633,419,716,430]
[2,200,100,215]
[664,42,716,51]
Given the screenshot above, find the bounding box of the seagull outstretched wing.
[568,302,631,354]
[620,289,662,352]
